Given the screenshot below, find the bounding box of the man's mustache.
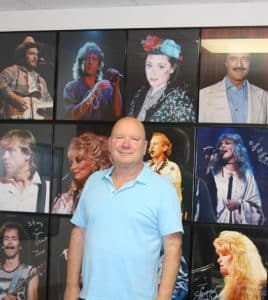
[233,67,247,71]
[2,246,15,250]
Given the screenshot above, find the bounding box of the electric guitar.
[1,262,46,299]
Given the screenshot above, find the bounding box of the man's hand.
[107,68,122,86]
[95,80,110,93]
[9,94,29,112]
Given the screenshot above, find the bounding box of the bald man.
[64,117,183,300]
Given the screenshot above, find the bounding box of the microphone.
[39,57,53,66]
[202,146,215,156]
[203,146,223,157]
[61,172,71,181]
[107,68,124,78]
[191,263,215,274]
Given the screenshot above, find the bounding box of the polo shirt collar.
[103,164,149,185]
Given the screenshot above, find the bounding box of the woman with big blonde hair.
[52,131,112,214]
[213,230,267,300]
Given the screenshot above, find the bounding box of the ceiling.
[1,0,266,11]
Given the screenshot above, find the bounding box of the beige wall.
[0,2,268,31]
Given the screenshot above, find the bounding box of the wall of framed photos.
[0,7,268,299]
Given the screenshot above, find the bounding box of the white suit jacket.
[199,79,268,124]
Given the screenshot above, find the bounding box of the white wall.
[0,2,268,31]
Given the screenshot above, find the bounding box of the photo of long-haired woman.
[194,126,268,225]
[51,123,113,215]
[0,123,53,213]
[0,212,49,300]
[126,29,200,123]
[190,223,268,300]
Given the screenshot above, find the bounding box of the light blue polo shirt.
[71,164,183,300]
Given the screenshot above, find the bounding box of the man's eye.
[113,136,124,141]
[131,137,140,141]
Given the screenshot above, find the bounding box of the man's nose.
[2,150,9,159]
[122,136,131,146]
[237,58,243,67]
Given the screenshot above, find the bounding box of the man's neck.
[22,64,35,73]
[3,256,20,272]
[151,155,167,165]
[226,76,246,89]
[82,76,96,88]
[112,163,144,190]
[10,170,32,190]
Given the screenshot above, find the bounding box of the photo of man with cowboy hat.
[0,34,55,120]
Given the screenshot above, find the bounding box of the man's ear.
[143,140,148,155]
[25,153,31,162]
[108,137,112,152]
[163,145,168,153]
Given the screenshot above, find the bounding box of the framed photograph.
[48,215,73,300]
[0,31,57,120]
[198,27,268,124]
[0,123,53,213]
[194,126,268,226]
[0,212,49,299]
[56,30,127,121]
[144,124,195,220]
[190,223,268,299]
[126,28,200,122]
[51,123,113,215]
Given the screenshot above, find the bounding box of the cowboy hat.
[15,36,42,55]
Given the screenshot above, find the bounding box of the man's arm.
[5,90,29,111]
[64,226,85,300]
[69,81,110,120]
[156,232,182,300]
[27,269,39,300]
[0,69,28,112]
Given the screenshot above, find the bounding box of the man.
[0,222,39,300]
[0,36,53,120]
[147,132,188,300]
[199,52,268,123]
[63,41,122,120]
[64,117,183,300]
[147,132,182,202]
[0,129,50,213]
